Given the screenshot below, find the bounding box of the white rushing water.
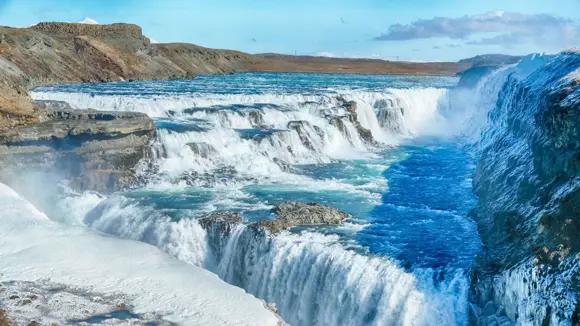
[54,191,470,326]
[28,76,490,326]
[217,226,469,326]
[32,87,466,188]
[0,182,281,326]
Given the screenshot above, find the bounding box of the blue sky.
[1,0,579,61]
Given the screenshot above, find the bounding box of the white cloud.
[147,36,160,44]
[374,11,580,49]
[77,17,99,24]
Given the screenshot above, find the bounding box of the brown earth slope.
[252,54,470,75]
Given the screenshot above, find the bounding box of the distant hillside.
[0,22,263,129]
[251,54,470,76]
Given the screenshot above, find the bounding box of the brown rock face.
[0,309,9,326]
[256,202,352,234]
[0,21,264,130]
[199,202,352,236]
[0,102,156,193]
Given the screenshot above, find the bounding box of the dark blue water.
[357,141,480,269]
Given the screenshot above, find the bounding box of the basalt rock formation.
[255,201,353,235]
[0,100,155,193]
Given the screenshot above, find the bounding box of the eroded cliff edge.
[0,100,155,194]
[468,52,580,325]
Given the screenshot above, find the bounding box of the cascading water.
[215,225,470,326]
[31,72,492,326]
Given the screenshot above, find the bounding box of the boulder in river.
[199,201,352,236]
[254,201,353,235]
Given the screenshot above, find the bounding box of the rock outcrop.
[200,201,352,237]
[255,201,352,234]
[199,212,245,261]
[335,97,378,145]
[468,52,580,325]
[0,101,155,193]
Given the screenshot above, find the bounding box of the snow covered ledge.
[0,183,283,325]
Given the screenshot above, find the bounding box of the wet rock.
[336,97,378,146]
[198,202,352,237]
[344,100,357,114]
[248,110,265,127]
[329,116,347,134]
[374,99,406,135]
[272,157,294,172]
[186,142,216,159]
[482,301,497,316]
[0,309,9,326]
[287,120,317,151]
[469,53,580,325]
[496,316,513,326]
[199,212,244,235]
[254,201,352,235]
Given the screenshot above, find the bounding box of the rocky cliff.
[0,100,155,195]
[468,53,579,325]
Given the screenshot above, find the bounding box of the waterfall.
[31,74,491,326]
[215,225,469,326]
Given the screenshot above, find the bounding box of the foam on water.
[31,87,452,141]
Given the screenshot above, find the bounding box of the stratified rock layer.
[0,101,155,193]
